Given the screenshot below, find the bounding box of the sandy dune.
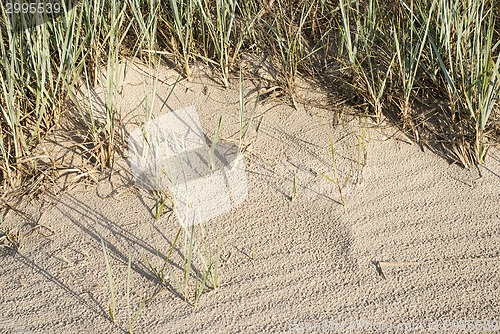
[1,63,499,333]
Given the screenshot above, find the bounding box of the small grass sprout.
[100,238,116,323]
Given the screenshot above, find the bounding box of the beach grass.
[1,0,498,190]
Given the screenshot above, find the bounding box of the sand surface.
[1,62,499,333]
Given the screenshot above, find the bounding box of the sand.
[1,61,499,333]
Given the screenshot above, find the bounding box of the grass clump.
[334,0,500,165]
[100,239,145,331]
[144,221,223,307]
